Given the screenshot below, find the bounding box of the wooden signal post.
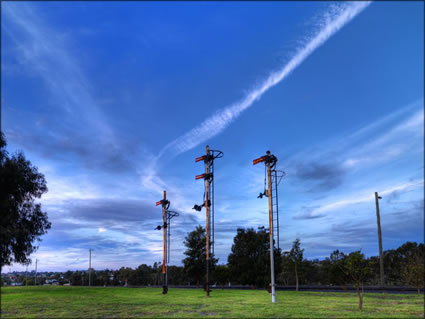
[156,191,179,295]
[253,150,278,303]
[156,191,169,294]
[195,145,212,296]
[162,191,167,293]
[195,145,223,297]
[205,146,211,297]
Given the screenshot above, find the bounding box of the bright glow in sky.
[2,1,423,272]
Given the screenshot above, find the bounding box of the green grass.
[1,286,423,318]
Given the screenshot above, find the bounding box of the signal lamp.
[257,191,268,198]
[192,204,203,212]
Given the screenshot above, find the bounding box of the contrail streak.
[158,2,371,159]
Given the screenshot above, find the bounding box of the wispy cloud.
[284,98,424,179]
[295,179,424,219]
[2,3,113,140]
[3,2,150,174]
[157,1,371,159]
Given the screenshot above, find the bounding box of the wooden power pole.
[375,192,384,286]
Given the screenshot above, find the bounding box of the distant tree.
[383,242,425,285]
[111,270,121,286]
[278,253,292,285]
[96,269,111,286]
[167,265,186,285]
[317,258,332,286]
[401,247,424,294]
[182,226,217,286]
[228,227,281,289]
[0,133,51,269]
[151,262,162,285]
[301,259,321,285]
[289,238,304,291]
[118,267,134,286]
[328,250,350,290]
[70,271,82,286]
[134,264,154,286]
[213,265,230,288]
[63,270,73,285]
[343,251,372,310]
[23,278,33,286]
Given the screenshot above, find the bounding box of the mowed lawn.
[1,286,423,318]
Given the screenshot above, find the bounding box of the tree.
[182,226,217,286]
[228,227,282,289]
[384,242,425,285]
[343,251,372,310]
[167,265,186,285]
[278,253,293,285]
[134,264,154,286]
[118,267,134,286]
[70,271,83,286]
[401,246,424,294]
[0,133,51,269]
[289,238,304,291]
[328,250,350,290]
[213,264,230,288]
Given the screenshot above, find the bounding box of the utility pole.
[34,259,38,286]
[89,248,92,287]
[375,192,384,286]
[253,151,278,303]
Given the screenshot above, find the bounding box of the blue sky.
[2,1,423,272]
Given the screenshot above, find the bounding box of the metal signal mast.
[193,145,223,297]
[155,190,179,295]
[253,150,285,303]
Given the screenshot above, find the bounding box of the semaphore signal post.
[253,150,285,303]
[155,190,179,295]
[193,145,223,297]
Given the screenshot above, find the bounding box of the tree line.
[16,226,422,296]
[185,226,424,294]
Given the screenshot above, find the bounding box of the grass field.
[1,286,424,318]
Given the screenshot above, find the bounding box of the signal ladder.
[270,169,285,250]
